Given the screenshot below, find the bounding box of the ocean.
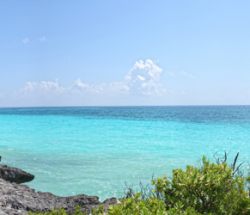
[0,106,249,200]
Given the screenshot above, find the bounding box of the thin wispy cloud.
[21,36,47,45]
[167,70,195,79]
[0,92,5,99]
[22,37,30,44]
[38,36,46,42]
[22,80,64,94]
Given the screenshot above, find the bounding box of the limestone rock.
[0,164,34,184]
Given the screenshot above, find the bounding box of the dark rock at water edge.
[0,178,100,214]
[0,164,35,184]
[0,178,118,214]
[0,163,118,215]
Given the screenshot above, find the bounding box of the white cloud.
[19,59,166,105]
[22,80,65,94]
[126,59,162,81]
[72,79,104,94]
[71,79,130,95]
[22,36,47,45]
[72,79,90,91]
[125,59,166,96]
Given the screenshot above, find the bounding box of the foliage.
[29,155,250,215]
[152,156,250,214]
[107,194,166,215]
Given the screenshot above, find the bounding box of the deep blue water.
[0,106,249,199]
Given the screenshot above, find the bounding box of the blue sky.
[0,0,250,106]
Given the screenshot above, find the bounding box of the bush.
[107,194,166,215]
[106,194,204,215]
[152,156,250,214]
[30,155,250,215]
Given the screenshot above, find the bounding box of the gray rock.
[0,178,117,214]
[103,197,118,205]
[102,197,119,211]
[0,164,34,184]
[0,163,118,214]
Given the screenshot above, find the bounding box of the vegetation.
[30,154,250,215]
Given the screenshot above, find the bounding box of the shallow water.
[0,106,250,199]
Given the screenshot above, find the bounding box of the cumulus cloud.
[126,59,162,80]
[20,59,166,102]
[125,59,165,96]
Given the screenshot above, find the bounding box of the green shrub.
[106,193,166,215]
[152,156,250,214]
[29,155,250,215]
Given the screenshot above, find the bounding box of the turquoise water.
[0,106,250,200]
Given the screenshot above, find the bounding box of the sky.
[0,0,250,107]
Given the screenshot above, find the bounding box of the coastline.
[0,164,117,215]
[1,155,249,215]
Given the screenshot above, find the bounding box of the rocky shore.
[0,164,117,215]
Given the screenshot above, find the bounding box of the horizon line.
[1,104,250,109]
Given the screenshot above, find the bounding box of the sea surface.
[0,106,250,200]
